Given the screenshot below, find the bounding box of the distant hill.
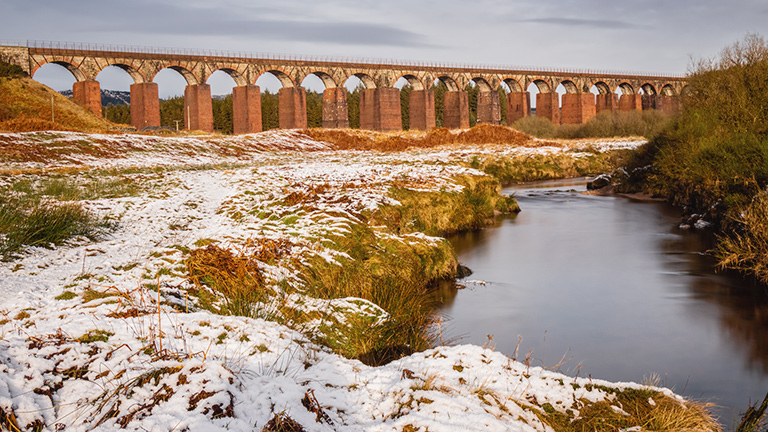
[58,90,232,105]
[60,89,131,106]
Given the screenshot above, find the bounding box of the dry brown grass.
[302,124,533,152]
[538,386,720,432]
[185,238,294,316]
[0,76,115,133]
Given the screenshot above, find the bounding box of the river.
[434,178,768,428]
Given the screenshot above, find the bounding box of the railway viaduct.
[0,41,686,133]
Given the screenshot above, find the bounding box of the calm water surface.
[435,178,768,427]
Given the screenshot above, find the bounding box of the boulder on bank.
[587,174,612,190]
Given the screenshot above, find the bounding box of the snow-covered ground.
[0,131,702,431]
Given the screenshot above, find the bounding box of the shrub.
[511,116,558,138]
[640,33,768,224]
[512,110,673,140]
[0,61,26,78]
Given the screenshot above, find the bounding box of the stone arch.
[617,82,635,95]
[681,85,691,97]
[98,63,146,84]
[470,77,493,92]
[208,67,248,87]
[301,71,337,89]
[349,73,376,89]
[660,83,677,96]
[434,76,460,92]
[640,82,657,95]
[31,60,88,82]
[557,79,579,94]
[256,69,296,88]
[395,74,424,91]
[529,78,553,93]
[153,65,199,85]
[501,77,524,93]
[591,81,612,95]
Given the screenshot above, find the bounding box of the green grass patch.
[0,195,113,260]
[182,173,522,366]
[77,329,114,343]
[371,174,519,236]
[55,290,77,300]
[471,150,632,184]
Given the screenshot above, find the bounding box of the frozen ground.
[0,131,693,431]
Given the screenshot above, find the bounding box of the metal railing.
[0,39,686,79]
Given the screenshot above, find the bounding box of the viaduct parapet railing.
[0,41,687,133]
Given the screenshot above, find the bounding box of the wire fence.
[0,39,686,79]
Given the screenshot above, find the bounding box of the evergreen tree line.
[102,83,513,133]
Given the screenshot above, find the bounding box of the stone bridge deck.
[0,41,686,133]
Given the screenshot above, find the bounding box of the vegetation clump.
[619,33,768,284]
[0,60,27,79]
[0,195,111,260]
[185,174,518,365]
[512,109,673,140]
[537,386,719,432]
[303,123,531,152]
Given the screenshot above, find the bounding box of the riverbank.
[0,128,717,431]
[616,35,768,292]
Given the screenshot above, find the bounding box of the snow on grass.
[0,131,699,431]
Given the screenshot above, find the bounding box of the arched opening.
[591,82,617,115]
[430,76,459,128]
[556,80,578,105]
[341,74,376,129]
[617,82,634,96]
[498,82,511,125]
[640,83,658,110]
[526,82,541,113]
[661,84,677,96]
[394,76,411,130]
[469,78,501,126]
[502,78,527,126]
[640,83,657,96]
[153,68,193,130]
[528,79,558,125]
[300,73,333,128]
[95,65,136,125]
[614,82,640,112]
[206,70,239,134]
[32,62,83,92]
[256,71,293,130]
[465,80,478,126]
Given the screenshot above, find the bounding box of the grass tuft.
[537,387,719,432]
[0,195,112,260]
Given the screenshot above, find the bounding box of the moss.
[77,329,114,343]
[55,290,77,300]
[81,289,115,303]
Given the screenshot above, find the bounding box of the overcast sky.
[2,0,766,97]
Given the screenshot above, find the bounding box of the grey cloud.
[514,17,640,29]
[6,0,435,48]
[106,19,437,48]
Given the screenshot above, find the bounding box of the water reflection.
[433,178,768,427]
